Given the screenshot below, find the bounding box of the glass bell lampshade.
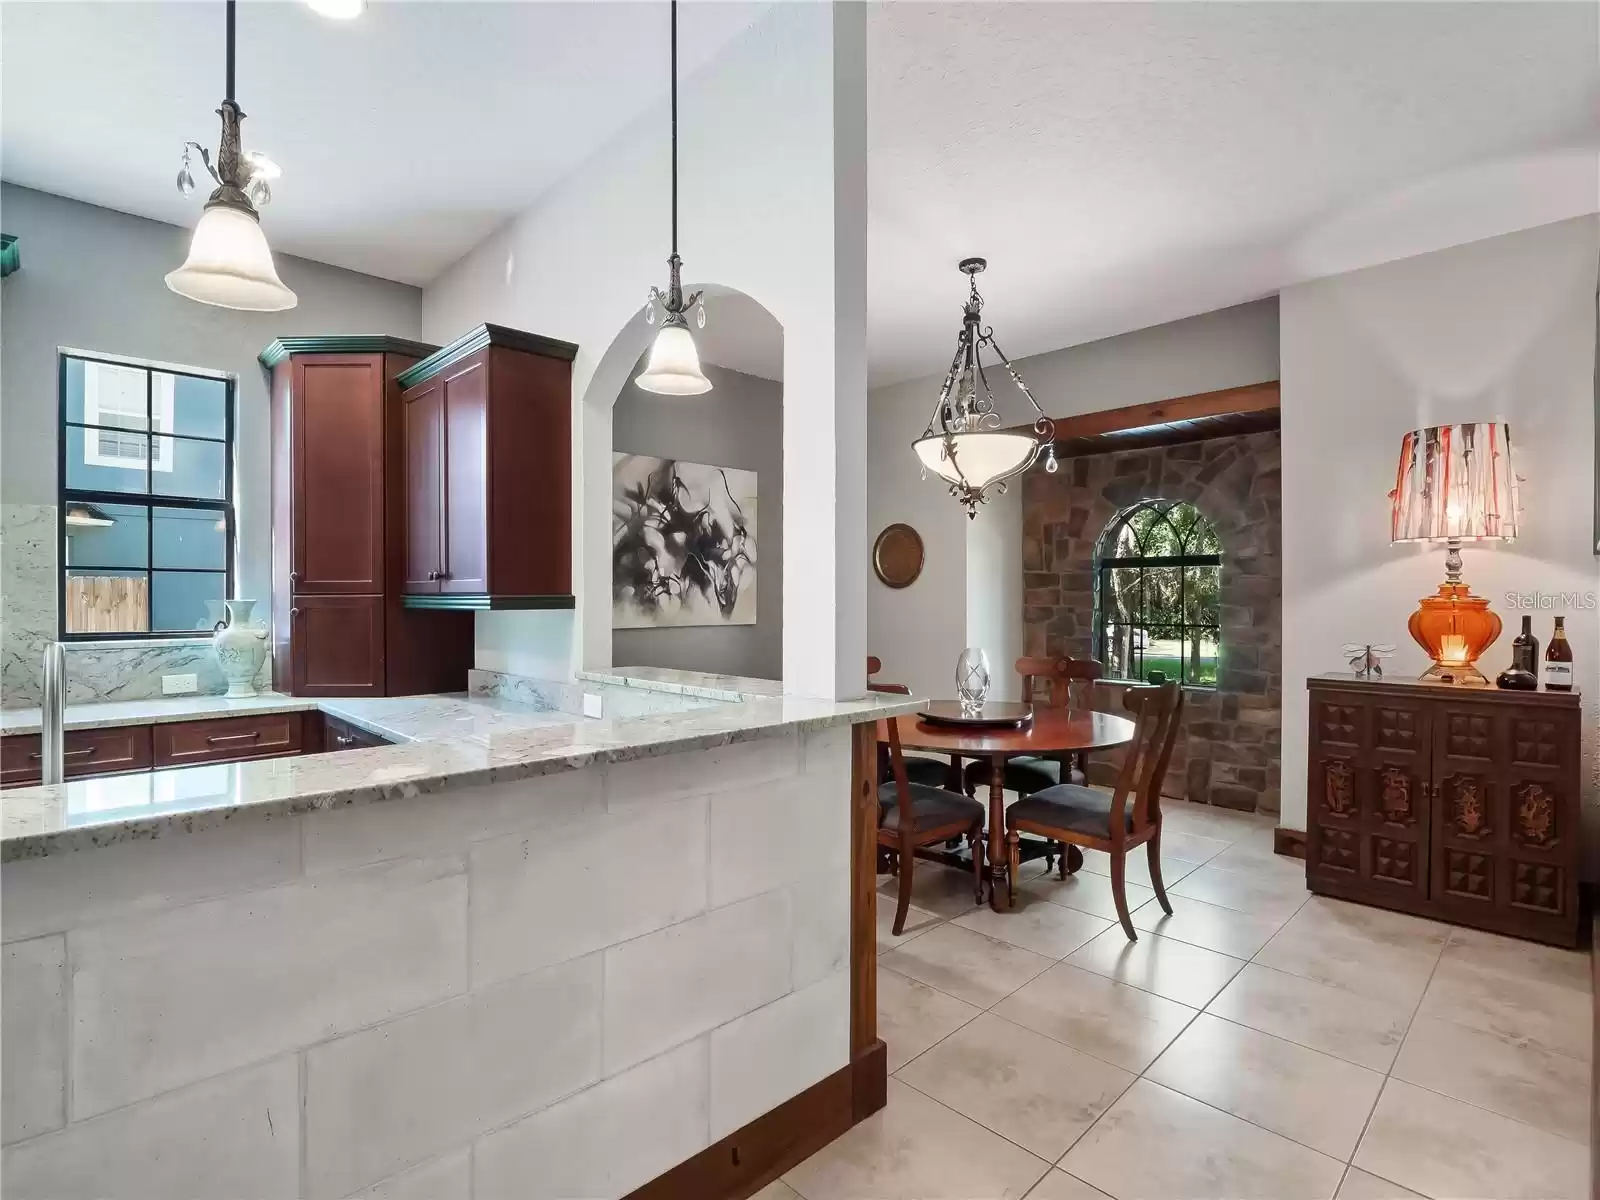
[636,322,712,395]
[165,203,297,312]
[1389,422,1517,686]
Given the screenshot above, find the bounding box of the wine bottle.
[1512,616,1540,674]
[1543,616,1574,691]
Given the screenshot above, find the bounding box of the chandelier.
[635,0,711,395]
[165,0,297,312]
[914,258,1056,518]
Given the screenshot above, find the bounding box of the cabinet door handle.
[289,607,300,620]
[206,731,261,745]
[289,571,299,589]
[30,747,95,760]
[333,733,356,747]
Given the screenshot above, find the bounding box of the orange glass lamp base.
[1407,581,1502,686]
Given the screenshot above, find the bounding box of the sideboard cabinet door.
[1430,701,1580,936]
[402,377,445,594]
[1306,691,1431,906]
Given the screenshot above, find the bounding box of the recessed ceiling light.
[306,0,364,19]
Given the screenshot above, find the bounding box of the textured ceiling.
[2,2,1595,389]
[0,0,766,285]
[866,1,1600,385]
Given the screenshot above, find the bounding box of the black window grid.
[1093,500,1223,688]
[57,352,236,641]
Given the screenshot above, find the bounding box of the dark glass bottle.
[1511,615,1540,673]
[1543,616,1574,691]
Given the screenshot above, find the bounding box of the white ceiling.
[3,2,1596,390]
[0,0,766,285]
[866,1,1600,386]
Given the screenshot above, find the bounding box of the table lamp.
[1390,422,1518,686]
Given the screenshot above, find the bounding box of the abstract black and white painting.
[612,453,757,628]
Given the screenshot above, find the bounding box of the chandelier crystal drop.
[165,0,297,312]
[635,0,711,396]
[913,258,1057,518]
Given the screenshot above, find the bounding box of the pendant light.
[166,0,297,312]
[914,258,1057,518]
[635,0,711,395]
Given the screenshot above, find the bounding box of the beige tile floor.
[769,799,1592,1200]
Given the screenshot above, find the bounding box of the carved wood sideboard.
[1305,674,1583,947]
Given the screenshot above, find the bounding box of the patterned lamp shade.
[1390,423,1517,544]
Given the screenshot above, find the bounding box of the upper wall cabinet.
[262,336,475,697]
[396,324,578,611]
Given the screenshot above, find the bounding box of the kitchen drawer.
[322,714,390,751]
[2,725,154,788]
[153,712,304,768]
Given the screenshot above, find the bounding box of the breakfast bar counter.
[0,669,916,1200]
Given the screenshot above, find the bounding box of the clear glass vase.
[956,647,991,712]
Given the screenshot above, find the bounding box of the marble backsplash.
[1,504,269,708]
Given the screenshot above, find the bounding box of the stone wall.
[1021,430,1282,813]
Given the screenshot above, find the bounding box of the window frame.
[57,351,236,642]
[1093,499,1222,689]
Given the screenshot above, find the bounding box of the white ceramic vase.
[213,599,266,697]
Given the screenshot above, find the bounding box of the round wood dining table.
[878,706,1137,911]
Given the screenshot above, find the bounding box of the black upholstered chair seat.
[879,783,986,835]
[963,754,1084,797]
[1007,784,1133,838]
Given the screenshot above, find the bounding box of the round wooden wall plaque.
[873,523,925,589]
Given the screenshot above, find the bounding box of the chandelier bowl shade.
[636,323,712,395]
[166,202,297,312]
[913,430,1042,492]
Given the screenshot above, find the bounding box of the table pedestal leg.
[987,753,1011,911]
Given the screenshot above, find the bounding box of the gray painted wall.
[0,184,424,610]
[612,359,782,680]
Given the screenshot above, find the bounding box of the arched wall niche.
[587,286,785,679]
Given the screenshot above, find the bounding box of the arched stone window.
[1094,499,1222,685]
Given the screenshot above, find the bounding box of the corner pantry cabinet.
[1304,673,1582,947]
[263,336,474,697]
[397,324,578,611]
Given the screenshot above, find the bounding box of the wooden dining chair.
[965,656,1104,799]
[1004,682,1184,941]
[868,659,955,791]
[870,681,987,934]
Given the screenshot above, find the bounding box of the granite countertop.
[2,671,920,860]
[0,693,323,738]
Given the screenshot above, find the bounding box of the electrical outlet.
[162,673,199,696]
[582,692,603,719]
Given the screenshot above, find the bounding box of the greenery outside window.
[58,352,234,639]
[1094,499,1221,686]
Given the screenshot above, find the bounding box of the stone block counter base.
[0,672,910,1200]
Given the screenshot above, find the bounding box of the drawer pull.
[206,731,262,745]
[29,747,96,760]
[333,733,357,747]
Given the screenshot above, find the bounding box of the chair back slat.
[868,679,916,828]
[1015,656,1103,710]
[1107,683,1180,833]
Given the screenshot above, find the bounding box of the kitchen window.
[58,352,235,639]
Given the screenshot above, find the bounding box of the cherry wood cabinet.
[1306,674,1582,946]
[397,324,578,611]
[264,336,475,695]
[1,725,153,788]
[153,712,303,767]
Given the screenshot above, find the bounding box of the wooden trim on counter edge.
[1274,826,1307,860]
[624,723,888,1200]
